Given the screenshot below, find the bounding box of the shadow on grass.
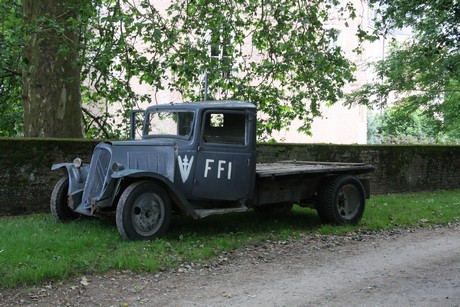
[165,207,323,241]
[53,206,323,242]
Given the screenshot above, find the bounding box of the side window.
[202,112,247,145]
[144,110,194,139]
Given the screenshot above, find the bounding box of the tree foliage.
[0,0,23,136]
[1,0,358,139]
[347,0,460,142]
[80,0,358,138]
[367,107,447,144]
[3,0,458,140]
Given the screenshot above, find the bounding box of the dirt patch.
[1,223,459,306]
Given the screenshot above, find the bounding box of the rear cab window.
[201,111,248,146]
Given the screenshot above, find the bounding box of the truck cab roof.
[145,100,256,113]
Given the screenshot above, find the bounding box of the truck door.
[192,110,254,201]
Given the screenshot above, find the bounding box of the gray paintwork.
[53,101,257,217]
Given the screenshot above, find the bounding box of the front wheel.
[317,175,365,225]
[116,180,171,240]
[50,176,78,222]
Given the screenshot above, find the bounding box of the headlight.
[73,157,82,169]
[112,162,125,172]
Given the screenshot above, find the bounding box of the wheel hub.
[132,193,164,235]
[337,184,360,219]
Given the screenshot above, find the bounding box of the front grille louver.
[82,146,111,210]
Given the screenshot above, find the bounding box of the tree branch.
[0,67,21,77]
[82,107,111,138]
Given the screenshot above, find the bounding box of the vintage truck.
[51,101,374,240]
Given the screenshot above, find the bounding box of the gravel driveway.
[1,223,459,306]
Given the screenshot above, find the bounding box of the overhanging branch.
[82,107,111,138]
[0,67,21,77]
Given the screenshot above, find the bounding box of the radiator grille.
[82,147,111,210]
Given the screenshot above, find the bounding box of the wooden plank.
[256,161,374,177]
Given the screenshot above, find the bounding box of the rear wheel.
[116,180,171,240]
[50,176,78,221]
[317,175,365,225]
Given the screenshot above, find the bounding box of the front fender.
[111,169,178,191]
[112,169,198,219]
[51,163,90,193]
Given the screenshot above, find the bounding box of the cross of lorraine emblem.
[177,155,194,183]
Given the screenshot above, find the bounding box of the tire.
[254,203,293,215]
[50,176,78,222]
[116,180,171,240]
[317,175,365,225]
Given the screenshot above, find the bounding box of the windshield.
[144,110,195,139]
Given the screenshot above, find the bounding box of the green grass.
[1,189,459,288]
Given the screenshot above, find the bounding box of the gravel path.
[1,223,459,306]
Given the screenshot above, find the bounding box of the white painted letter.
[217,160,226,179]
[228,162,232,179]
[204,159,214,178]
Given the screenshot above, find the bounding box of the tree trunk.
[22,0,83,138]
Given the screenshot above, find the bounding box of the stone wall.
[0,138,97,216]
[257,143,460,195]
[1,138,459,216]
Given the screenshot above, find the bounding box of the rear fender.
[112,169,198,219]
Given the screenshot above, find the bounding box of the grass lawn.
[0,189,459,288]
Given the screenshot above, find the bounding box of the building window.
[209,28,232,79]
[367,1,383,29]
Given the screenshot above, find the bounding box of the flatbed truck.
[51,101,373,240]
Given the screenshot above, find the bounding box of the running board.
[195,206,248,218]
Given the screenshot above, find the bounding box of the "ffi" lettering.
[204,159,232,179]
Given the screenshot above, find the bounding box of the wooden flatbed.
[256,161,374,178]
